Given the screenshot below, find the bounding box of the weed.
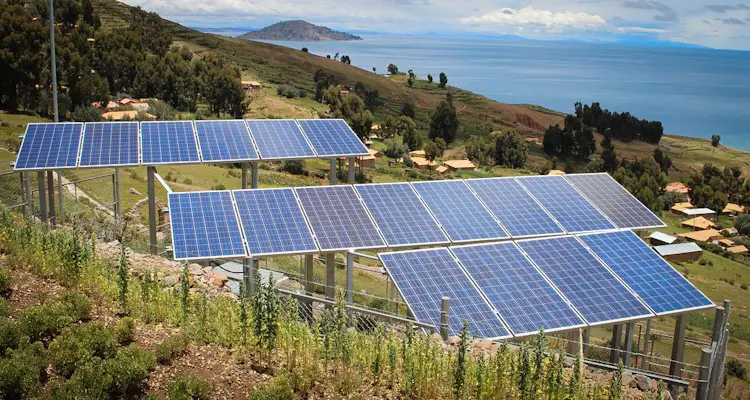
[106,344,156,398]
[18,303,74,343]
[156,332,191,365]
[49,323,118,377]
[0,268,11,298]
[115,317,136,345]
[0,317,19,356]
[0,298,9,317]
[727,358,747,380]
[60,292,92,322]
[248,376,293,400]
[453,321,470,399]
[167,374,213,400]
[118,243,129,312]
[608,360,623,400]
[0,341,46,399]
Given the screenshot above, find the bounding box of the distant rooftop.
[655,242,702,257]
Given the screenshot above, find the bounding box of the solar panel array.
[79,122,139,167]
[15,123,84,170]
[247,119,315,160]
[140,121,200,165]
[194,120,258,162]
[297,119,369,157]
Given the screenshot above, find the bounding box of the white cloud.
[615,26,667,34]
[460,7,607,33]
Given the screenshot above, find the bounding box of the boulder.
[188,263,203,276]
[162,274,179,287]
[429,333,444,343]
[211,272,228,287]
[477,339,493,351]
[447,336,461,346]
[635,374,651,391]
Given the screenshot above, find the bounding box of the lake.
[263,35,750,150]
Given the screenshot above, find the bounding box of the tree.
[372,67,376,73]
[387,63,399,75]
[600,132,618,172]
[329,93,373,141]
[438,72,448,88]
[400,101,416,119]
[429,96,459,143]
[653,148,672,173]
[397,116,421,151]
[301,47,308,52]
[735,214,750,235]
[712,134,721,147]
[71,105,103,122]
[574,126,596,160]
[424,141,440,166]
[313,69,336,102]
[427,74,433,84]
[495,131,528,168]
[543,124,563,155]
[407,76,413,87]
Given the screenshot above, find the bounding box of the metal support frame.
[697,347,711,400]
[304,254,314,293]
[47,171,56,227]
[56,171,63,219]
[623,322,634,367]
[251,161,259,188]
[583,328,591,358]
[147,167,157,255]
[440,296,450,341]
[37,171,47,223]
[567,330,579,355]
[669,315,687,378]
[348,157,355,184]
[642,319,652,369]
[325,253,336,301]
[346,252,354,303]
[242,258,256,296]
[610,324,622,364]
[329,158,337,185]
[709,300,731,400]
[23,172,32,214]
[113,168,121,218]
[241,163,249,189]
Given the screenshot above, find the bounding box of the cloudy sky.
[122,1,750,50]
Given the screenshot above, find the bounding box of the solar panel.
[246,120,316,160]
[15,123,83,170]
[411,180,508,242]
[355,183,449,247]
[168,191,247,260]
[518,236,653,325]
[297,119,369,157]
[194,120,258,162]
[565,173,665,229]
[579,231,713,315]
[295,186,385,251]
[516,176,615,233]
[465,178,564,237]
[233,188,318,256]
[380,248,511,339]
[79,122,139,167]
[140,121,200,165]
[451,242,585,336]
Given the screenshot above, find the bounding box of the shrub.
[248,377,294,400]
[280,160,305,175]
[0,341,46,399]
[742,283,748,291]
[0,268,11,298]
[49,324,118,378]
[211,184,226,191]
[116,317,136,345]
[736,214,750,235]
[107,345,156,398]
[52,357,112,400]
[60,292,92,322]
[167,375,213,400]
[183,178,193,185]
[18,303,73,343]
[0,298,10,317]
[726,358,747,380]
[0,317,20,356]
[276,85,298,99]
[156,332,190,364]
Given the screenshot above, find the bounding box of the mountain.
[238,20,362,41]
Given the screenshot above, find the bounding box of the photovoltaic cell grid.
[355,183,449,247]
[518,236,653,325]
[194,120,258,162]
[412,180,508,242]
[516,176,615,233]
[466,178,564,237]
[451,242,585,336]
[380,249,510,338]
[140,121,200,164]
[15,123,83,170]
[168,191,246,260]
[233,189,318,256]
[79,122,139,167]
[565,173,665,229]
[580,231,713,315]
[295,186,385,251]
[297,119,369,157]
[246,120,316,160]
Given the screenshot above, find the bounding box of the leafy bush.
[276,85,298,99]
[736,214,750,235]
[116,317,136,345]
[0,298,10,317]
[280,160,305,175]
[60,292,92,322]
[52,357,112,400]
[167,374,213,400]
[18,303,73,343]
[0,317,19,356]
[0,268,11,298]
[156,332,190,364]
[726,358,747,380]
[49,324,118,378]
[0,341,46,399]
[248,377,293,400]
[107,345,156,398]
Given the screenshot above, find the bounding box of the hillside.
[238,20,362,41]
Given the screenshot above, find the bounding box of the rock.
[162,274,179,286]
[448,336,461,346]
[129,188,142,195]
[629,378,639,388]
[202,267,213,275]
[563,357,574,368]
[477,339,493,351]
[188,263,202,276]
[211,273,228,287]
[430,333,444,343]
[635,374,651,391]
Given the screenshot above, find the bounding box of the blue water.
[263,35,750,150]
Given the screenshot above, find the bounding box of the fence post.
[325,253,336,304]
[348,157,356,184]
[37,171,47,223]
[610,324,622,364]
[440,296,450,341]
[329,159,337,185]
[624,322,634,367]
[251,161,259,188]
[696,347,711,400]
[710,300,731,400]
[47,171,56,227]
[241,162,248,189]
[642,319,652,370]
[56,170,63,219]
[346,252,354,304]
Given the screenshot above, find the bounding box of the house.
[119,98,135,105]
[443,159,477,172]
[364,140,374,148]
[727,245,749,255]
[547,169,566,176]
[654,242,702,262]
[106,101,118,109]
[356,149,381,169]
[722,203,746,215]
[649,232,678,246]
[523,137,542,146]
[718,239,736,248]
[411,157,436,170]
[409,150,426,158]
[665,182,689,194]
[671,202,694,214]
[677,229,723,243]
[241,81,262,92]
[101,111,156,121]
[681,216,716,231]
[680,208,716,218]
[436,165,449,174]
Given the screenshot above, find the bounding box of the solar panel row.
[15,119,369,170]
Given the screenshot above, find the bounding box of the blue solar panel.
[168,191,247,260]
[295,186,385,251]
[380,248,510,339]
[15,123,83,170]
[518,236,653,325]
[233,188,318,256]
[451,242,585,336]
[466,178,564,237]
[140,121,200,164]
[565,173,665,229]
[580,231,713,315]
[297,119,369,157]
[79,122,139,167]
[246,120,316,159]
[355,183,449,247]
[516,176,616,233]
[194,120,258,162]
[412,180,508,242]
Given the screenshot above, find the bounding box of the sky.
[122,1,750,50]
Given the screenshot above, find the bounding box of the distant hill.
[238,20,362,41]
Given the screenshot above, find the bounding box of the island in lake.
[238,20,363,41]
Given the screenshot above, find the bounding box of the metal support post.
[346,252,354,303]
[251,161,259,188]
[623,322,634,367]
[242,258,253,297]
[583,328,591,357]
[669,315,687,378]
[567,330,579,355]
[147,167,157,255]
[696,348,712,400]
[711,305,725,344]
[114,168,121,218]
[709,300,731,400]
[440,296,450,341]
[37,171,47,223]
[56,171,63,219]
[325,253,335,301]
[47,171,56,227]
[348,156,356,184]
[23,172,32,214]
[610,324,622,364]
[304,254,314,293]
[642,319,652,370]
[241,163,249,189]
[329,158,337,185]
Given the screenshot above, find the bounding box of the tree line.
[575,102,663,144]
